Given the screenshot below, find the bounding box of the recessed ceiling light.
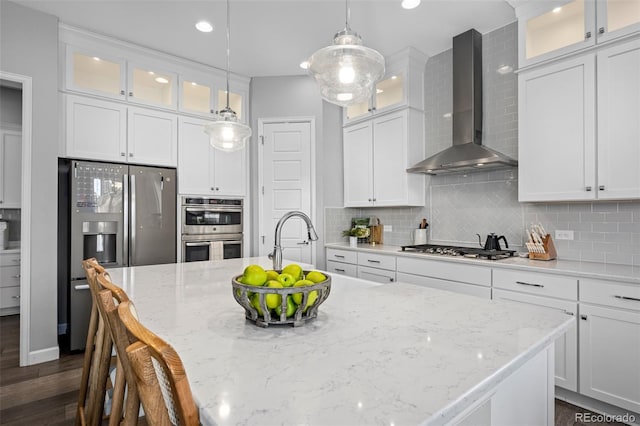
[93,57,101,61]
[196,21,214,33]
[496,65,513,74]
[376,88,384,94]
[443,112,452,119]
[401,0,421,10]
[191,82,198,86]
[155,77,169,84]
[391,75,398,80]
[552,7,562,13]
[148,71,155,75]
[299,61,310,70]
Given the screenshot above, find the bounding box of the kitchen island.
[108,257,574,425]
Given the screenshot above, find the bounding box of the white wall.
[1,1,59,357]
[0,86,22,126]
[249,75,341,268]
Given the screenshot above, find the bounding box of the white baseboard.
[58,323,67,335]
[556,387,640,426]
[28,346,59,365]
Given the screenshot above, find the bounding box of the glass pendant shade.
[205,108,252,152]
[308,30,385,107]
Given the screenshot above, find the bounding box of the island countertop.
[108,257,574,425]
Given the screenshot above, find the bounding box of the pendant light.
[307,0,385,107]
[204,0,252,152]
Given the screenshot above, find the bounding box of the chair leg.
[76,303,99,426]
[108,358,126,426]
[87,319,113,425]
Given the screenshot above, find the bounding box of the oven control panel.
[182,197,242,206]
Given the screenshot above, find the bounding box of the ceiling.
[16,0,516,78]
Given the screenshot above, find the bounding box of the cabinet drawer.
[0,266,21,288]
[0,286,20,309]
[357,266,396,284]
[326,260,357,278]
[326,248,357,265]
[397,257,491,287]
[0,254,20,267]
[493,269,577,300]
[397,272,491,299]
[357,252,396,271]
[580,278,640,312]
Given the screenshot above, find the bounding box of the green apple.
[250,293,264,315]
[265,270,280,281]
[277,273,296,287]
[275,295,296,318]
[305,270,326,283]
[242,265,267,286]
[264,280,283,309]
[282,264,303,281]
[292,279,314,305]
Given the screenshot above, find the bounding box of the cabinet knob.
[211,187,215,191]
[129,153,133,157]
[0,200,3,204]
[585,31,592,39]
[585,186,592,191]
[599,27,605,34]
[120,152,126,157]
[580,315,588,321]
[368,198,372,202]
[129,92,134,97]
[367,108,372,112]
[12,295,20,299]
[599,185,605,191]
[215,187,220,191]
[120,90,125,96]
[373,198,377,202]
[210,109,215,114]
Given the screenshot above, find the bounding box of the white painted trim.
[28,346,60,365]
[257,117,317,266]
[1,71,32,367]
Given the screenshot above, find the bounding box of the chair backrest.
[118,300,199,426]
[94,271,141,426]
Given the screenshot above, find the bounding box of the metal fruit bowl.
[231,271,331,327]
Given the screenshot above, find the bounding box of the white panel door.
[178,117,212,195]
[128,107,177,167]
[518,54,596,202]
[597,38,640,200]
[373,110,406,206]
[260,121,312,265]
[579,303,640,413]
[65,95,126,163]
[343,121,373,207]
[0,131,22,208]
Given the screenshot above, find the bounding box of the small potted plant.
[342,226,370,247]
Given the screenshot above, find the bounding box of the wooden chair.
[78,258,114,426]
[94,271,142,425]
[118,300,199,426]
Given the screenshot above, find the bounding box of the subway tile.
[581,212,606,223]
[619,223,640,233]
[605,212,632,223]
[547,204,569,213]
[604,233,633,243]
[634,254,640,266]
[617,202,640,212]
[558,250,581,261]
[605,252,634,265]
[567,222,592,232]
[592,242,618,253]
[578,232,605,242]
[592,202,618,212]
[557,213,580,222]
[568,203,592,212]
[618,243,640,255]
[592,222,618,232]
[568,240,594,251]
[581,251,606,263]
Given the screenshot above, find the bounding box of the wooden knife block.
[369,225,383,244]
[529,234,557,261]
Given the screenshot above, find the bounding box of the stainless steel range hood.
[407,29,517,175]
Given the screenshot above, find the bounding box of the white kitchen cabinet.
[0,129,22,208]
[66,95,177,167]
[344,47,426,124]
[65,46,127,100]
[178,117,246,196]
[519,37,640,202]
[596,38,640,199]
[356,252,396,284]
[514,0,640,68]
[343,109,424,207]
[396,256,492,299]
[127,62,177,110]
[325,248,358,278]
[0,253,20,316]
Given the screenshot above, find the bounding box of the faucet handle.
[268,252,274,260]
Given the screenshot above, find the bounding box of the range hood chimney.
[407,29,517,175]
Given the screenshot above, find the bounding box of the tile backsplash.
[325,21,640,267]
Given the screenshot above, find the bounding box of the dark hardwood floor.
[0,314,629,425]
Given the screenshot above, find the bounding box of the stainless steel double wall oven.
[181,197,243,261]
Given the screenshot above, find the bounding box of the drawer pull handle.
[13,275,20,278]
[515,281,544,288]
[580,315,587,321]
[564,310,574,316]
[614,295,640,302]
[335,268,345,273]
[12,259,20,263]
[362,270,393,281]
[367,259,381,263]
[334,254,345,258]
[12,295,20,299]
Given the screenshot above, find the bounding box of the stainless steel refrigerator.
[61,160,176,350]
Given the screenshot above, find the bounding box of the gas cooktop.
[400,244,516,260]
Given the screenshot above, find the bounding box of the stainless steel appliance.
[400,243,515,260]
[62,160,176,350]
[181,197,243,262]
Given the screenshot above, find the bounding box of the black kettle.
[477,233,509,251]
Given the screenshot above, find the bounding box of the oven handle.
[184,207,242,213]
[185,242,212,247]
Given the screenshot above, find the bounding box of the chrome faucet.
[269,211,318,271]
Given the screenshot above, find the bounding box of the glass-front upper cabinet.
[517,0,640,68]
[344,72,406,122]
[179,72,215,117]
[66,47,126,100]
[216,83,247,123]
[127,63,177,110]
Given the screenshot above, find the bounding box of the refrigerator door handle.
[161,175,164,191]
[123,173,129,267]
[130,173,136,266]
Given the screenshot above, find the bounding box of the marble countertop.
[108,257,573,425]
[326,242,640,284]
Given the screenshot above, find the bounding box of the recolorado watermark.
[575,412,636,423]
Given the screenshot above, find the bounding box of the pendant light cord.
[344,0,351,31]
[225,0,231,109]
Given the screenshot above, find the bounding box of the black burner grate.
[400,244,516,260]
